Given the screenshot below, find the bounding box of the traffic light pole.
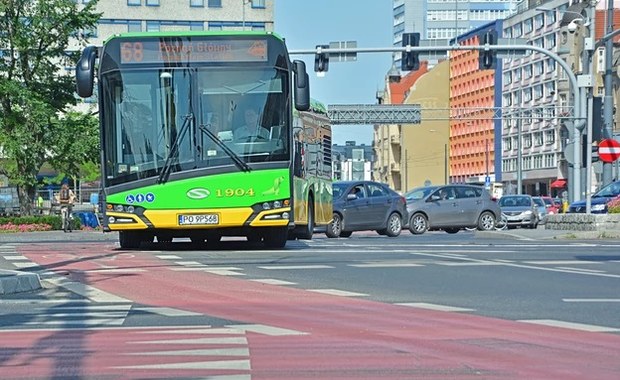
[290,43,585,203]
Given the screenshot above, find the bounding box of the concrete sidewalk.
[0,270,41,295]
[476,226,620,241]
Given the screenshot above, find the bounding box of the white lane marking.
[0,300,92,304]
[307,289,368,297]
[406,251,620,279]
[563,298,620,303]
[205,270,245,276]
[518,319,620,332]
[12,262,39,268]
[3,255,28,261]
[22,319,126,326]
[135,328,257,335]
[129,337,248,345]
[115,359,251,370]
[435,262,504,266]
[24,311,129,318]
[133,307,202,317]
[126,348,249,356]
[170,267,210,271]
[555,267,606,273]
[250,279,297,285]
[523,260,599,265]
[396,303,475,312]
[258,265,333,270]
[227,324,308,336]
[88,268,146,273]
[156,255,181,259]
[35,305,131,311]
[349,263,424,268]
[45,278,132,303]
[175,261,205,266]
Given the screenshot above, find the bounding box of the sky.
[274,1,393,146]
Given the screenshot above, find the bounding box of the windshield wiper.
[199,125,251,172]
[157,113,193,184]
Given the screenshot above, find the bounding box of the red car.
[541,196,561,214]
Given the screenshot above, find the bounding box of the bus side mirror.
[293,60,310,111]
[76,45,98,98]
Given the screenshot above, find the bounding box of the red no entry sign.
[598,138,620,163]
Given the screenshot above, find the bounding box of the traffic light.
[401,32,420,71]
[478,30,498,70]
[314,44,329,73]
[582,135,600,166]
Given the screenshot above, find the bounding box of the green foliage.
[0,215,81,230]
[0,0,101,214]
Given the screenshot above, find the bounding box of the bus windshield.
[101,66,289,186]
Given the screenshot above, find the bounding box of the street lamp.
[242,0,251,30]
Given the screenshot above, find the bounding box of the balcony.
[390,162,401,172]
[390,135,400,145]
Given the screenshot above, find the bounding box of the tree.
[0,0,100,214]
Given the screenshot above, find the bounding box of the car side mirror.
[347,194,357,201]
[429,195,440,202]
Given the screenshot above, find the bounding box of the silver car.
[498,195,539,229]
[406,185,501,235]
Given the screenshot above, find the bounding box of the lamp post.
[242,0,251,30]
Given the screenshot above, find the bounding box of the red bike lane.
[3,242,619,379]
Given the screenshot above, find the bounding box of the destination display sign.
[119,39,268,64]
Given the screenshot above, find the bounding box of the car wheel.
[477,211,496,231]
[444,228,459,234]
[326,213,342,238]
[409,213,428,235]
[339,231,353,238]
[385,212,402,237]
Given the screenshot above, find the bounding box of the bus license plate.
[178,214,219,225]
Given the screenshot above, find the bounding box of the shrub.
[0,215,81,231]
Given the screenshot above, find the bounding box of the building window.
[208,0,221,7]
[503,137,512,151]
[128,21,141,32]
[534,85,543,99]
[545,130,555,145]
[146,0,159,5]
[523,134,532,148]
[534,132,544,146]
[252,0,266,8]
[208,22,223,30]
[146,21,160,32]
[190,21,204,31]
[127,0,140,5]
[190,0,204,6]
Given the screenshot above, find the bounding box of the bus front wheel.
[119,231,142,249]
[263,227,288,248]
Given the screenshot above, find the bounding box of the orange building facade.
[449,21,503,185]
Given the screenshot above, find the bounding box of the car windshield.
[405,186,437,201]
[543,198,553,206]
[533,198,545,207]
[593,182,620,198]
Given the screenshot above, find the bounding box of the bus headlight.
[114,205,124,212]
[273,200,282,208]
[108,216,116,224]
[262,202,271,210]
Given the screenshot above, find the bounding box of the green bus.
[76,31,333,249]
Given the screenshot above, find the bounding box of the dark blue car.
[568,180,620,213]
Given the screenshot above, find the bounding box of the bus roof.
[104,30,284,44]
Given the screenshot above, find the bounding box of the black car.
[326,181,407,238]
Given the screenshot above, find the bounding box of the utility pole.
[602,0,616,185]
[517,116,522,195]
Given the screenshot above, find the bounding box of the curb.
[0,270,42,295]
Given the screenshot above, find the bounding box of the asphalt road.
[1,230,619,379]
